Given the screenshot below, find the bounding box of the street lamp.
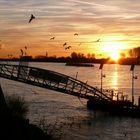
[99,63,106,94]
[130,64,137,104]
[75,71,78,79]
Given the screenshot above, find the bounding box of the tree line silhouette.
[1,47,140,65]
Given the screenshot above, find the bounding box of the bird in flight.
[25,46,27,50]
[65,46,71,50]
[50,37,55,40]
[74,33,78,36]
[96,39,100,42]
[63,42,67,47]
[29,14,35,23]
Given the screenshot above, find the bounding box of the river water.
[1,62,140,140]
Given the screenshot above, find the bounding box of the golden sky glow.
[0,0,140,58]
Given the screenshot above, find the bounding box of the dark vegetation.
[0,86,54,140]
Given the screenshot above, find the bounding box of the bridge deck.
[0,64,114,102]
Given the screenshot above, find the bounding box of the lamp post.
[130,64,137,104]
[75,71,78,79]
[99,63,106,94]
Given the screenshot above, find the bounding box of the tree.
[71,52,78,58]
[129,47,140,58]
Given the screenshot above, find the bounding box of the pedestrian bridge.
[0,63,138,118]
[0,64,114,102]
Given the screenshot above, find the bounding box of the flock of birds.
[28,14,100,50]
[49,34,80,50]
[48,33,100,50]
[2,14,101,57]
[28,14,82,50]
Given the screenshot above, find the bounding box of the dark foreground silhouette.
[0,86,54,140]
[0,116,52,140]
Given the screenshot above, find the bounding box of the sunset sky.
[0,0,140,59]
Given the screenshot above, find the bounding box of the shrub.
[6,95,28,119]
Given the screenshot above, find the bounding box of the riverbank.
[0,86,55,140]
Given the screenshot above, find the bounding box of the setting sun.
[101,41,127,61]
[110,50,120,61]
